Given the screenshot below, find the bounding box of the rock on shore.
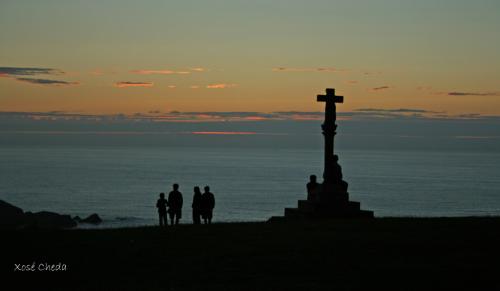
[0,199,101,229]
[80,213,103,224]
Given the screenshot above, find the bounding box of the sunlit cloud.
[345,80,358,85]
[206,83,237,89]
[317,67,347,72]
[190,85,200,89]
[131,69,177,75]
[168,85,176,89]
[243,116,268,121]
[16,78,79,86]
[173,112,277,121]
[274,112,323,121]
[114,81,153,88]
[131,68,206,75]
[131,67,209,75]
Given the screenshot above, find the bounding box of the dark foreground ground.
[2,217,500,291]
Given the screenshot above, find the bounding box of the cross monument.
[268,87,374,221]
[317,88,343,184]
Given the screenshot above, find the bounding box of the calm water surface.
[1,146,500,227]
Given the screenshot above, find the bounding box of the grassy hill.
[2,217,500,290]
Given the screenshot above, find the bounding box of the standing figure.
[192,186,203,224]
[156,193,168,227]
[168,184,183,225]
[201,186,215,224]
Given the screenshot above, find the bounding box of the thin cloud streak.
[447,92,500,96]
[2,110,499,124]
[355,108,434,113]
[191,131,257,135]
[131,67,207,75]
[206,83,237,89]
[114,81,153,88]
[15,78,79,86]
[272,67,347,73]
[131,70,183,75]
[0,67,63,76]
[372,86,390,91]
[0,66,78,85]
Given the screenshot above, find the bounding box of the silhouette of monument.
[272,88,373,220]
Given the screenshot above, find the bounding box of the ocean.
[1,144,500,228]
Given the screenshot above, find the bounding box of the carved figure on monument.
[332,155,343,182]
[307,175,321,202]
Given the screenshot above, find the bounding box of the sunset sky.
[1,0,499,116]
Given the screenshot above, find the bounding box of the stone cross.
[317,88,343,183]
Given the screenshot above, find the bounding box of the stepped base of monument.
[269,199,374,222]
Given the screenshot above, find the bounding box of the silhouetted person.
[201,186,215,224]
[156,193,168,227]
[307,175,321,202]
[192,186,202,224]
[168,184,183,225]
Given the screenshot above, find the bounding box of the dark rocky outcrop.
[0,200,26,229]
[80,213,102,224]
[0,199,83,229]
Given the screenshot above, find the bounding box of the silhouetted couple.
[192,186,215,224]
[156,183,183,226]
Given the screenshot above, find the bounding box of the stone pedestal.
[270,169,373,221]
[283,200,373,219]
[277,180,373,220]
